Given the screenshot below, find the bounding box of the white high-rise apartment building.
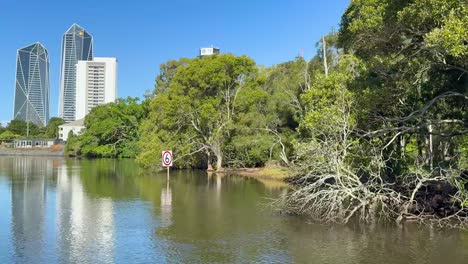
[75,58,117,120]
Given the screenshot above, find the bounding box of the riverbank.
[4,157,468,263]
[224,165,291,181]
[0,147,64,157]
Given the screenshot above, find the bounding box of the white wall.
[75,58,117,121]
[95,57,117,104]
[75,61,88,122]
[59,125,85,141]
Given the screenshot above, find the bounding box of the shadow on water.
[0,156,468,264]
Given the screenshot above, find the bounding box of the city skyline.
[0,0,350,125]
[13,42,50,127]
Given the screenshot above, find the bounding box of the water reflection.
[56,161,114,264]
[1,157,468,264]
[9,157,50,264]
[160,178,172,227]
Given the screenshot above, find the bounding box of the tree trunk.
[216,153,223,172]
[428,122,433,170]
[206,150,214,171]
[400,135,406,160]
[322,36,328,78]
[212,143,223,172]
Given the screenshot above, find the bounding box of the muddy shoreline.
[0,148,64,157]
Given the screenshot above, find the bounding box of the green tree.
[45,117,65,138]
[154,58,191,95]
[66,98,146,158]
[282,0,468,225]
[338,0,467,168]
[6,119,40,137]
[262,57,307,130]
[65,131,80,156]
[138,54,269,171]
[0,131,22,141]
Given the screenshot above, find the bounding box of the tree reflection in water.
[1,157,468,264]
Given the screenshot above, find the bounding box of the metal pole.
[26,94,30,137]
[167,166,170,181]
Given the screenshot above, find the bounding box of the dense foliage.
[63,0,467,225]
[66,98,146,158]
[0,131,21,141]
[338,0,467,169]
[0,118,65,141]
[6,120,40,136]
[138,54,274,170]
[45,117,65,138]
[282,0,468,225]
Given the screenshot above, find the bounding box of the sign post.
[162,150,173,180]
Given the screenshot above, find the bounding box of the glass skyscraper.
[59,23,93,122]
[13,42,50,127]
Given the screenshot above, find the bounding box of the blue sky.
[0,0,349,125]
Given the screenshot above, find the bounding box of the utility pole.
[322,36,328,78]
[26,94,30,137]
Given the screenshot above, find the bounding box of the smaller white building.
[200,47,220,57]
[58,119,85,141]
[13,138,55,148]
[76,57,117,121]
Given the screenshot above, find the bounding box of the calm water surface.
[0,157,467,264]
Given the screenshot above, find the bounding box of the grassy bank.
[224,165,291,181]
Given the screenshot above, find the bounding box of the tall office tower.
[13,42,50,127]
[59,23,93,122]
[75,58,117,120]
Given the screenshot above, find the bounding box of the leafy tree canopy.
[138,54,280,170]
[6,119,40,137]
[45,117,65,139]
[0,131,22,140]
[65,98,146,158]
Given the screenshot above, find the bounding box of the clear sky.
[0,0,350,125]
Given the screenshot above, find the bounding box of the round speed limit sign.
[162,150,173,167]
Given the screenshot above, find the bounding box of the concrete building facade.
[58,119,85,141]
[75,58,117,120]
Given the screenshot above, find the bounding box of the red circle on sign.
[162,151,172,166]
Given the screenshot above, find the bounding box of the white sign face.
[162,150,173,167]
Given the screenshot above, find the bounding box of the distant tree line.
[0,117,64,141]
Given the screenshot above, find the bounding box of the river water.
[0,157,467,264]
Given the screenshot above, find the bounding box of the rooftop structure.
[200,47,220,57]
